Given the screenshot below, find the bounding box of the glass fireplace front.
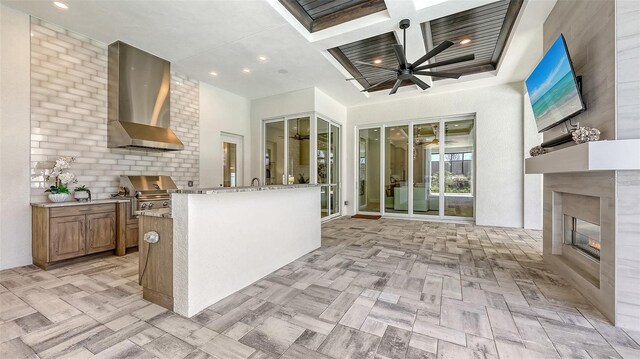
[564,215,601,260]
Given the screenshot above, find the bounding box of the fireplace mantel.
[525,139,640,174]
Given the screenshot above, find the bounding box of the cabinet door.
[86,212,116,254]
[50,215,86,261]
[125,224,139,248]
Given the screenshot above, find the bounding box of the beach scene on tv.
[526,36,583,132]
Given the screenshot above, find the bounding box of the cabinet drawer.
[50,204,115,218]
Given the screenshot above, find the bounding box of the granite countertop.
[169,184,319,194]
[136,208,172,218]
[31,198,130,208]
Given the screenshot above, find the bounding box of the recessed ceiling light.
[460,38,471,45]
[373,59,382,64]
[209,71,218,76]
[243,68,251,73]
[53,1,68,9]
[258,56,267,62]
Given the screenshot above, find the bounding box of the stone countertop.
[169,184,319,194]
[31,198,130,208]
[136,208,172,218]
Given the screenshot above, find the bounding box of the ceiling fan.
[290,119,310,140]
[347,19,475,95]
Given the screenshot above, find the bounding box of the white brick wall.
[30,18,199,202]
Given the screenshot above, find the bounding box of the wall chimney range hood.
[108,41,184,151]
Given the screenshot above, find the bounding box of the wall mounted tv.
[525,34,585,133]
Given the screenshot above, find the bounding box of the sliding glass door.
[356,116,475,220]
[263,114,341,220]
[264,120,285,185]
[317,117,340,218]
[384,125,409,214]
[443,119,474,217]
[358,128,381,212]
[412,122,440,215]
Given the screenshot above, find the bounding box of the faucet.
[251,177,261,187]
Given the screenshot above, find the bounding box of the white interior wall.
[0,5,32,270]
[347,83,525,228]
[199,82,252,187]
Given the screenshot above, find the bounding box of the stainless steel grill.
[119,175,177,212]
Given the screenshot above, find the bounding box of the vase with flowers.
[45,157,77,203]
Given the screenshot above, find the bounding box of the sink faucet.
[251,177,261,187]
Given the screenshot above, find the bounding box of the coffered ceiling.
[1,0,556,105]
[279,0,386,32]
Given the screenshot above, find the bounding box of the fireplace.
[563,215,601,260]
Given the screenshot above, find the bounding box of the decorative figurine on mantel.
[572,126,601,144]
[529,145,547,157]
[44,156,77,202]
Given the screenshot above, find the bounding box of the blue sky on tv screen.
[526,36,572,104]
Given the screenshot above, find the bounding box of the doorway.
[356,116,475,220]
[221,133,243,187]
[262,114,341,219]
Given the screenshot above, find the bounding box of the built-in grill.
[119,175,177,212]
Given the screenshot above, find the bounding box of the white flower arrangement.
[45,156,77,194]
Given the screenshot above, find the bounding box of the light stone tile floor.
[1,218,639,358]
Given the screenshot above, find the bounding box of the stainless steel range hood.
[108,41,184,151]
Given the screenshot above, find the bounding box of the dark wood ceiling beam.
[328,47,371,88]
[278,0,314,31]
[491,0,524,66]
[312,0,386,32]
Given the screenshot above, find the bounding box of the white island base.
[138,185,321,317]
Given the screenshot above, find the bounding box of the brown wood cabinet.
[86,212,116,254]
[49,215,86,261]
[32,202,126,269]
[124,204,139,248]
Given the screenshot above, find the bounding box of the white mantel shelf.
[525,139,640,174]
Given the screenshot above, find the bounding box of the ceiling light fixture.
[243,68,251,73]
[373,59,382,64]
[53,1,68,9]
[460,38,471,45]
[209,71,218,76]
[258,56,267,62]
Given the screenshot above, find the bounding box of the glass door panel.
[320,186,329,218]
[317,118,329,185]
[443,119,474,217]
[317,118,329,217]
[412,123,439,215]
[384,125,409,214]
[287,117,311,184]
[358,128,381,212]
[329,123,340,216]
[265,121,285,184]
[222,142,237,187]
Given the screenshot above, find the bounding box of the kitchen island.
[137,184,321,317]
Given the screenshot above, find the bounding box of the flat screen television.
[525,34,585,133]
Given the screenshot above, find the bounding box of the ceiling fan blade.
[411,40,454,69]
[393,44,408,68]
[414,54,475,71]
[410,76,430,90]
[413,71,461,79]
[361,77,395,92]
[389,79,402,95]
[354,61,398,72]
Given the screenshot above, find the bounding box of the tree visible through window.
[430,152,472,193]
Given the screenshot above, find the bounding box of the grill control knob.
[148,203,154,209]
[162,201,168,207]
[141,203,147,209]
